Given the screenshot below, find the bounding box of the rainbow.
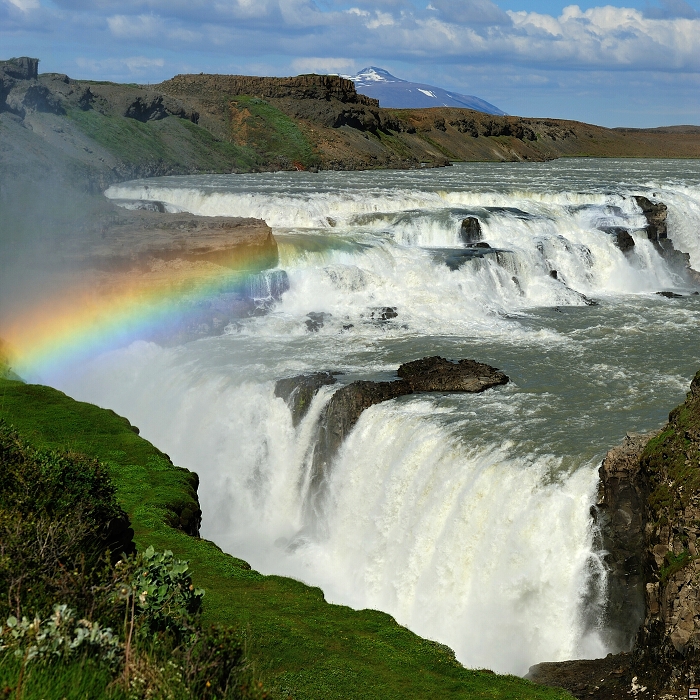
[2,250,278,381]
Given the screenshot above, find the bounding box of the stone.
[368,306,398,321]
[0,57,39,81]
[308,356,509,495]
[274,371,337,426]
[459,217,482,245]
[397,356,509,393]
[592,431,658,652]
[634,196,667,242]
[305,312,332,332]
[599,226,636,253]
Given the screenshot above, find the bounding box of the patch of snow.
[417,88,437,98]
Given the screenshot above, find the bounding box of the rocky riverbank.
[530,371,700,699]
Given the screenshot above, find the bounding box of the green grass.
[66,108,259,172]
[0,378,571,700]
[0,654,126,700]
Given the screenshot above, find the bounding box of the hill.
[2,56,700,196]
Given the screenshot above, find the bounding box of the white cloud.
[428,0,510,26]
[74,55,165,75]
[4,0,40,11]
[107,13,159,38]
[291,56,357,74]
[367,10,394,27]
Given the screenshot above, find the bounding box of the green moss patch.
[0,378,571,699]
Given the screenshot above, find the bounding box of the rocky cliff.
[634,372,700,689]
[531,372,700,698]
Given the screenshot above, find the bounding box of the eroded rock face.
[600,226,636,253]
[274,372,337,427]
[75,205,278,272]
[633,371,700,688]
[632,196,696,279]
[160,73,378,107]
[593,431,658,651]
[307,356,509,494]
[0,57,38,81]
[634,196,667,242]
[459,217,482,245]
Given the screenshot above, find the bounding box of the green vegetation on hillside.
[643,370,700,527]
[229,97,319,169]
[0,420,261,699]
[67,108,259,172]
[0,378,571,699]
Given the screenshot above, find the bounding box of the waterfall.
[51,160,700,676]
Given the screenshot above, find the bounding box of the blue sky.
[2,0,699,127]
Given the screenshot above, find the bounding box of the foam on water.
[52,160,700,676]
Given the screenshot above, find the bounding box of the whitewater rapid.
[54,159,700,675]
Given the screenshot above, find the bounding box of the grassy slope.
[67,108,260,173]
[0,378,570,700]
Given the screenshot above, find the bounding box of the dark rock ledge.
[275,356,509,497]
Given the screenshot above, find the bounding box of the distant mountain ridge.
[341,67,506,115]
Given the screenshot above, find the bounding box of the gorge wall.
[532,372,700,698]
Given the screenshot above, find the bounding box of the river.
[47,158,700,675]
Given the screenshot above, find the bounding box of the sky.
[1,0,699,127]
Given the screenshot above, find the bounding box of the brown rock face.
[531,372,700,698]
[459,217,483,245]
[593,431,658,651]
[160,73,378,107]
[634,196,667,242]
[73,204,278,272]
[633,370,700,689]
[397,356,508,393]
[0,56,38,81]
[274,372,338,427]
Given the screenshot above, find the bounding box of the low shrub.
[0,422,264,700]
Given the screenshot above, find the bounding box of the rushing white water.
[52,159,700,675]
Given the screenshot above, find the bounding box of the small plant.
[114,546,204,642]
[0,604,122,665]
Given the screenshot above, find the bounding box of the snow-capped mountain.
[342,67,506,115]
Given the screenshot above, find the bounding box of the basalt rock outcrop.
[532,371,700,698]
[634,196,668,243]
[276,357,509,494]
[634,196,695,276]
[459,217,483,245]
[599,226,636,253]
[633,371,700,689]
[592,431,659,651]
[160,73,378,107]
[74,204,278,272]
[274,371,338,427]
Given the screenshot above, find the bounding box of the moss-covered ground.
[0,377,571,699]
